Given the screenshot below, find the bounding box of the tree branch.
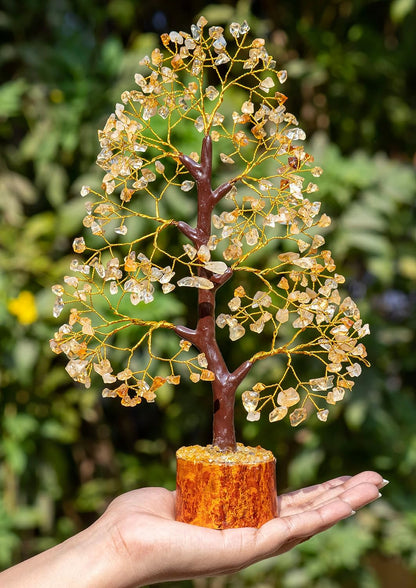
[231,360,254,387]
[210,267,233,289]
[179,154,203,181]
[212,180,235,204]
[173,324,198,344]
[175,221,201,243]
[200,134,212,180]
[179,135,213,184]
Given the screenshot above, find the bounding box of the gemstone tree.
[51,17,369,456]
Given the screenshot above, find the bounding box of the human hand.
[101,470,385,587]
[0,471,385,587]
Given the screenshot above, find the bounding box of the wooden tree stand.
[175,444,278,529]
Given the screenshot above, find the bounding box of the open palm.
[0,471,384,587]
[102,471,384,587]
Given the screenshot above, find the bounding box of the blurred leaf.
[334,230,393,257]
[41,419,78,443]
[391,0,416,22]
[299,520,375,574]
[398,256,416,281]
[75,479,117,512]
[1,439,28,474]
[196,3,236,22]
[288,448,324,488]
[0,169,37,225]
[100,37,124,74]
[20,119,59,163]
[38,162,68,208]
[56,199,85,236]
[0,530,20,567]
[345,400,368,430]
[12,339,40,385]
[0,79,28,117]
[3,412,38,440]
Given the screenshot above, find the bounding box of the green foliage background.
[1,0,415,585]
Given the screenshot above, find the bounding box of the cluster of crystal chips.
[238,290,370,426]
[51,15,369,422]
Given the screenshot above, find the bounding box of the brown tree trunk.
[212,378,236,450]
[174,135,253,451]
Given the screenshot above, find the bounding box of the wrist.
[65,518,128,588]
[0,516,130,588]
[98,505,154,588]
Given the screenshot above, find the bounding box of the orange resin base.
[175,444,278,529]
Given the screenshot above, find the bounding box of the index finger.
[279,471,384,516]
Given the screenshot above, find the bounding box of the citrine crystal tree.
[51,17,369,528]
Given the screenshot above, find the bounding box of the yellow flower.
[8,291,38,325]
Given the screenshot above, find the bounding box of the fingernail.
[342,509,356,520]
[380,479,389,488]
[378,492,382,498]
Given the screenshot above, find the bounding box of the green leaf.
[3,413,38,440]
[41,419,78,443]
[391,0,416,22]
[56,199,85,236]
[0,79,28,117]
[12,339,40,386]
[399,256,416,281]
[1,438,28,474]
[345,400,368,429]
[38,162,68,208]
[196,4,236,23]
[334,230,393,258]
[288,448,324,487]
[0,532,20,567]
[0,170,37,226]
[75,478,117,512]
